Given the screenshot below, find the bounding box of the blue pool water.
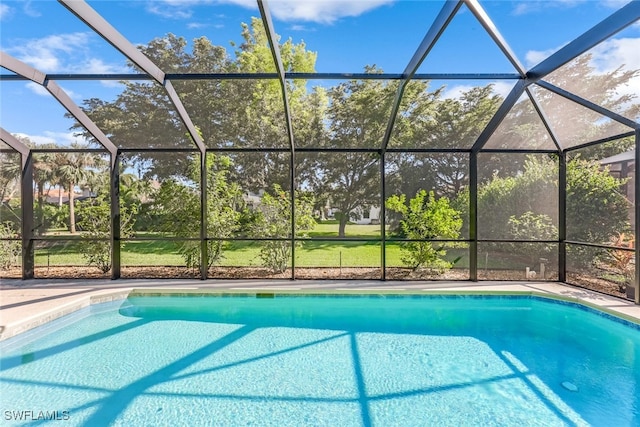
[1,293,640,426]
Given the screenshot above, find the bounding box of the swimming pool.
[1,292,639,426]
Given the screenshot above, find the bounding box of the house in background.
[600,149,636,230]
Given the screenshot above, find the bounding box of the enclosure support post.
[21,152,34,279]
[200,152,208,280]
[290,150,296,280]
[634,130,639,304]
[558,152,567,283]
[469,152,478,281]
[110,152,121,279]
[380,151,386,281]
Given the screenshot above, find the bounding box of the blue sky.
[1,0,638,147]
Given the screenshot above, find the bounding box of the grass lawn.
[31,224,524,271]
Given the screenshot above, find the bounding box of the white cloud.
[269,0,394,24]
[26,82,81,102]
[441,81,515,100]
[524,44,567,68]
[0,3,12,20]
[441,84,473,100]
[290,24,312,32]
[146,0,394,24]
[187,22,207,29]
[591,37,640,118]
[591,37,640,72]
[25,82,49,97]
[146,0,254,19]
[513,0,624,16]
[15,131,90,147]
[491,81,516,99]
[8,32,129,74]
[147,3,194,19]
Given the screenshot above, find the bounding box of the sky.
[0,0,639,148]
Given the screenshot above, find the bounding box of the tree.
[251,184,315,273]
[475,155,559,240]
[150,154,243,269]
[566,158,630,245]
[0,150,21,233]
[76,195,137,273]
[389,83,501,199]
[55,146,104,233]
[306,67,395,237]
[386,190,462,273]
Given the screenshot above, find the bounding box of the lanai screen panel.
[74,79,197,149]
[120,151,200,238]
[477,153,558,240]
[274,1,443,74]
[174,79,290,149]
[566,137,636,248]
[482,93,557,150]
[295,243,382,280]
[482,1,618,70]
[544,25,640,124]
[566,243,635,296]
[290,78,398,149]
[87,0,276,73]
[388,80,511,150]
[0,145,21,235]
[478,242,558,281]
[210,151,291,239]
[0,145,22,277]
[529,85,633,150]
[1,1,131,74]
[385,152,469,237]
[416,2,518,75]
[0,81,104,149]
[296,151,381,238]
[31,151,110,236]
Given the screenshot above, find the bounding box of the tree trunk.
[58,186,63,207]
[68,182,76,234]
[36,184,44,235]
[338,214,347,238]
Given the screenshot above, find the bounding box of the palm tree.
[32,144,59,235]
[56,145,100,233]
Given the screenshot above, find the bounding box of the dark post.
[21,152,34,279]
[558,152,567,283]
[200,152,208,280]
[469,152,478,281]
[290,150,296,280]
[634,130,639,304]
[380,151,386,280]
[110,152,121,279]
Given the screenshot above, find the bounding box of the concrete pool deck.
[2,278,640,341]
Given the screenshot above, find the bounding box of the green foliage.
[41,204,68,231]
[602,233,635,289]
[76,196,137,273]
[151,179,201,268]
[385,190,462,273]
[0,222,20,270]
[508,211,558,266]
[150,154,242,269]
[476,155,558,240]
[566,158,631,267]
[251,184,315,273]
[566,158,630,242]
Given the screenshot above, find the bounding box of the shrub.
[0,222,20,270]
[252,185,315,273]
[76,196,137,273]
[386,190,462,273]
